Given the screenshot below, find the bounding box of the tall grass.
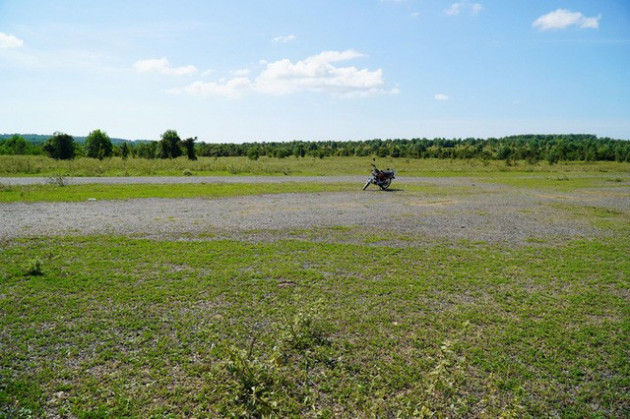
[1,155,628,177]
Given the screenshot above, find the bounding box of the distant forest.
[1,132,629,164]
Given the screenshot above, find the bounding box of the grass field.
[1,160,629,417]
[0,182,359,203]
[1,155,629,177]
[0,175,626,204]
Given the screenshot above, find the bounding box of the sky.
[1,0,629,142]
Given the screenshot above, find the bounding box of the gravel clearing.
[1,176,627,245]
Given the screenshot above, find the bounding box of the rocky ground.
[1,176,627,246]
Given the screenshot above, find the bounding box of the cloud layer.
[133,58,197,76]
[533,9,601,31]
[0,32,24,49]
[168,50,398,98]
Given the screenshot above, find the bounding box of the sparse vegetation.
[1,227,628,417]
[0,162,628,417]
[46,174,68,187]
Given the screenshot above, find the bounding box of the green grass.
[3,172,626,204]
[0,181,479,203]
[0,182,358,203]
[480,174,630,191]
[2,155,629,177]
[1,230,629,417]
[1,167,629,417]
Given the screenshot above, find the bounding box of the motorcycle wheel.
[363,178,372,190]
[379,178,392,190]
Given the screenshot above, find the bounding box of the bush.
[43,132,76,160]
[25,259,43,276]
[84,129,113,160]
[158,130,182,159]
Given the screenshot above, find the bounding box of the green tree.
[181,137,197,160]
[43,132,76,160]
[247,147,260,160]
[119,142,130,160]
[496,145,512,160]
[84,129,113,159]
[0,135,30,155]
[158,129,182,158]
[135,141,157,159]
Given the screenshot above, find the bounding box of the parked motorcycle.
[363,163,395,190]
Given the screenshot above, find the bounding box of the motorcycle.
[363,163,395,190]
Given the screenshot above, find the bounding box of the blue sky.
[1,0,629,142]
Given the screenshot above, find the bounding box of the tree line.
[0,130,198,161]
[1,131,629,163]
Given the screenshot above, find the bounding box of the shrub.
[26,259,43,276]
[84,129,113,160]
[43,132,76,160]
[181,137,197,161]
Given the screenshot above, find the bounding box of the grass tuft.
[25,258,44,276]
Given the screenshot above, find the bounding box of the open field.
[1,163,629,417]
[1,155,629,177]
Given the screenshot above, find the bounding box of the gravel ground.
[1,176,627,245]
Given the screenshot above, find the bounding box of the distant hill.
[0,134,51,144]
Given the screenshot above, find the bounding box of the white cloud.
[445,2,483,16]
[169,50,398,99]
[168,78,252,99]
[0,32,24,48]
[133,58,197,76]
[435,93,449,101]
[254,50,396,97]
[533,9,601,31]
[272,34,296,43]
